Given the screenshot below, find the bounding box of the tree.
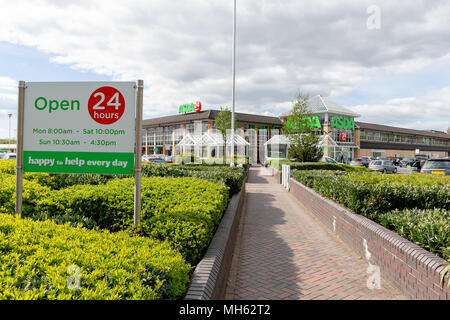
[447,126,450,135]
[283,92,323,162]
[214,107,239,164]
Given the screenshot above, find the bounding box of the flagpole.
[230,0,236,167]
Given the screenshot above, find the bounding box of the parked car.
[393,157,403,166]
[399,157,416,167]
[148,155,166,164]
[164,156,175,163]
[141,155,150,163]
[420,159,450,175]
[0,153,16,160]
[368,160,397,174]
[319,156,338,163]
[350,158,370,167]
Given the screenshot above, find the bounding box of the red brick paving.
[225,166,407,300]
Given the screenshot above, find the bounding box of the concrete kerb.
[287,177,450,300]
[184,169,248,300]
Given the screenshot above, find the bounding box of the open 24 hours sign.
[23,82,136,175]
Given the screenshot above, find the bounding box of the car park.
[420,158,450,175]
[368,159,397,174]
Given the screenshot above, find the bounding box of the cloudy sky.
[0,0,449,139]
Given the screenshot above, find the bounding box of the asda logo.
[331,115,354,130]
[286,115,322,130]
[179,101,201,114]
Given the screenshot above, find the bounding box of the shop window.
[360,129,366,140]
[141,130,146,147]
[148,128,155,147]
[375,132,381,141]
[174,125,183,143]
[401,135,406,143]
[186,123,194,134]
[407,136,413,144]
[165,126,173,144]
[155,127,163,146]
[395,135,401,143]
[388,134,393,142]
[382,133,388,142]
[367,131,374,141]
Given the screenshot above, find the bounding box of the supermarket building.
[142,96,450,163]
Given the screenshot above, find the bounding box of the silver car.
[420,159,450,176]
[368,160,397,174]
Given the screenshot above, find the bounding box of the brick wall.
[289,178,450,300]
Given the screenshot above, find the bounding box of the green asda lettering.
[286,115,322,130]
[179,103,195,113]
[34,97,80,113]
[331,115,354,130]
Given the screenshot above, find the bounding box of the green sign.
[179,101,201,114]
[179,103,195,113]
[331,115,354,130]
[286,115,322,130]
[23,82,136,175]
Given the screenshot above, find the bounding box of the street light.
[230,0,236,167]
[8,113,12,153]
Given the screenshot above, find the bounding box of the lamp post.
[8,113,12,152]
[230,0,236,167]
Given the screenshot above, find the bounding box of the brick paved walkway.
[225,165,407,300]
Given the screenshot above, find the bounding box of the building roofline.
[356,121,450,139]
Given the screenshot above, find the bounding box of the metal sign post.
[15,81,25,216]
[134,80,144,225]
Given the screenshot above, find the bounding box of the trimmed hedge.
[0,174,50,217]
[33,177,229,265]
[269,159,368,172]
[142,163,245,196]
[293,170,450,219]
[292,170,450,261]
[378,208,449,261]
[0,213,190,299]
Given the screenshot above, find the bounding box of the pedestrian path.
[225,165,406,300]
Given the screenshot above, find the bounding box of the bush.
[0,213,190,299]
[34,177,229,265]
[0,174,50,217]
[270,159,368,173]
[293,170,450,219]
[0,159,16,174]
[25,173,122,190]
[142,163,245,196]
[378,208,449,262]
[292,170,450,261]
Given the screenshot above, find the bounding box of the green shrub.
[292,170,450,261]
[35,177,229,265]
[0,159,16,174]
[142,163,245,196]
[0,213,190,299]
[0,174,50,217]
[25,173,123,190]
[292,170,450,219]
[378,208,449,262]
[270,159,368,172]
